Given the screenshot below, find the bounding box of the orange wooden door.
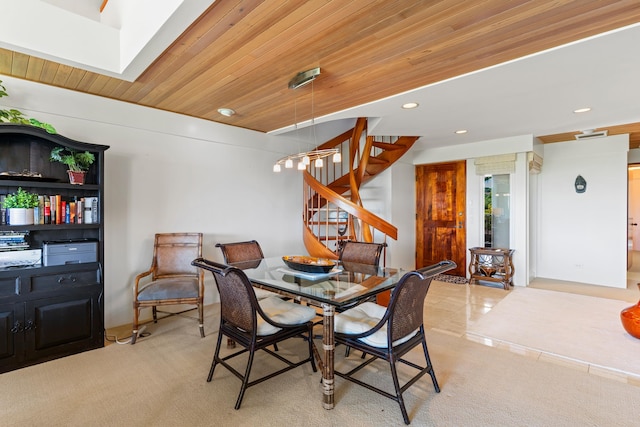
[416,161,467,277]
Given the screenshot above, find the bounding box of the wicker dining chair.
[216,240,284,347]
[216,240,263,264]
[192,258,317,410]
[131,233,204,344]
[338,240,387,307]
[334,260,456,425]
[216,240,285,302]
[337,240,387,356]
[338,240,387,266]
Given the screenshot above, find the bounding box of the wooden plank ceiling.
[1,0,639,145]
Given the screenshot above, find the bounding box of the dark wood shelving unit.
[0,124,108,373]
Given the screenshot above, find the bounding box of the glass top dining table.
[230,256,408,410]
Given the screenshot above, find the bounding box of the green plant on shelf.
[2,187,39,209]
[50,146,95,172]
[0,79,56,134]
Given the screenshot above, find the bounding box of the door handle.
[10,321,23,333]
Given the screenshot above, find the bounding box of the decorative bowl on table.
[282,255,337,273]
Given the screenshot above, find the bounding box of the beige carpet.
[1,303,639,427]
[468,287,640,377]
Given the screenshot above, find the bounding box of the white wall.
[388,160,416,270]
[1,75,309,328]
[537,135,629,288]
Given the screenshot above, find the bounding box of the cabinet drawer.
[0,275,20,299]
[29,267,100,293]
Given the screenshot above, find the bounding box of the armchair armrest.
[133,268,155,295]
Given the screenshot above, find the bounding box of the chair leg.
[198,303,205,338]
[131,306,139,345]
[422,338,440,392]
[344,346,366,358]
[307,326,317,372]
[152,306,158,323]
[235,345,256,410]
[207,330,224,382]
[389,360,411,425]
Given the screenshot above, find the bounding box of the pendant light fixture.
[273,67,341,172]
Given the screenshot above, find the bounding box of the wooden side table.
[468,247,515,290]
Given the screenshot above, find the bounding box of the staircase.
[302,117,418,259]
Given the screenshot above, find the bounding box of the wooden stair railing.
[302,117,418,258]
[303,171,397,259]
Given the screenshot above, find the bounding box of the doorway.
[628,164,640,289]
[415,161,467,277]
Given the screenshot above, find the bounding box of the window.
[484,174,510,248]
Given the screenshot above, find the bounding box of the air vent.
[575,130,608,140]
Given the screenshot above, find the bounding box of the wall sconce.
[575,175,587,193]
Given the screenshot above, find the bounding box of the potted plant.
[2,187,39,225]
[50,146,96,185]
[0,79,56,133]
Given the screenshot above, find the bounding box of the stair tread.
[371,141,405,150]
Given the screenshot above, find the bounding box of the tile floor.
[424,271,640,387]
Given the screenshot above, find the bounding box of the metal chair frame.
[192,258,317,410]
[334,260,456,425]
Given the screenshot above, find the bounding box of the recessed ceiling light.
[573,107,591,113]
[401,102,419,109]
[217,108,236,117]
[455,129,468,134]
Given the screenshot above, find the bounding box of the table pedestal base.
[321,303,335,409]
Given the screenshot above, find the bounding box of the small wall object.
[574,175,587,193]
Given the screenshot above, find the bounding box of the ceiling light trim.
[288,67,320,89]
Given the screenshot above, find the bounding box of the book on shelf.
[56,196,63,225]
[44,199,51,224]
[37,196,45,224]
[83,197,98,224]
[0,192,98,226]
[69,201,76,224]
[0,231,30,251]
[0,195,5,225]
[76,199,83,224]
[49,195,57,225]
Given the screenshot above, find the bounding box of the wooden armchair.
[131,233,204,344]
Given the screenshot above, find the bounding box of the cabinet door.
[24,288,103,362]
[0,302,24,372]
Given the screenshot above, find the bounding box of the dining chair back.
[216,240,281,347]
[131,232,204,344]
[216,240,264,265]
[334,260,456,425]
[338,240,386,266]
[216,239,281,295]
[192,258,317,410]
